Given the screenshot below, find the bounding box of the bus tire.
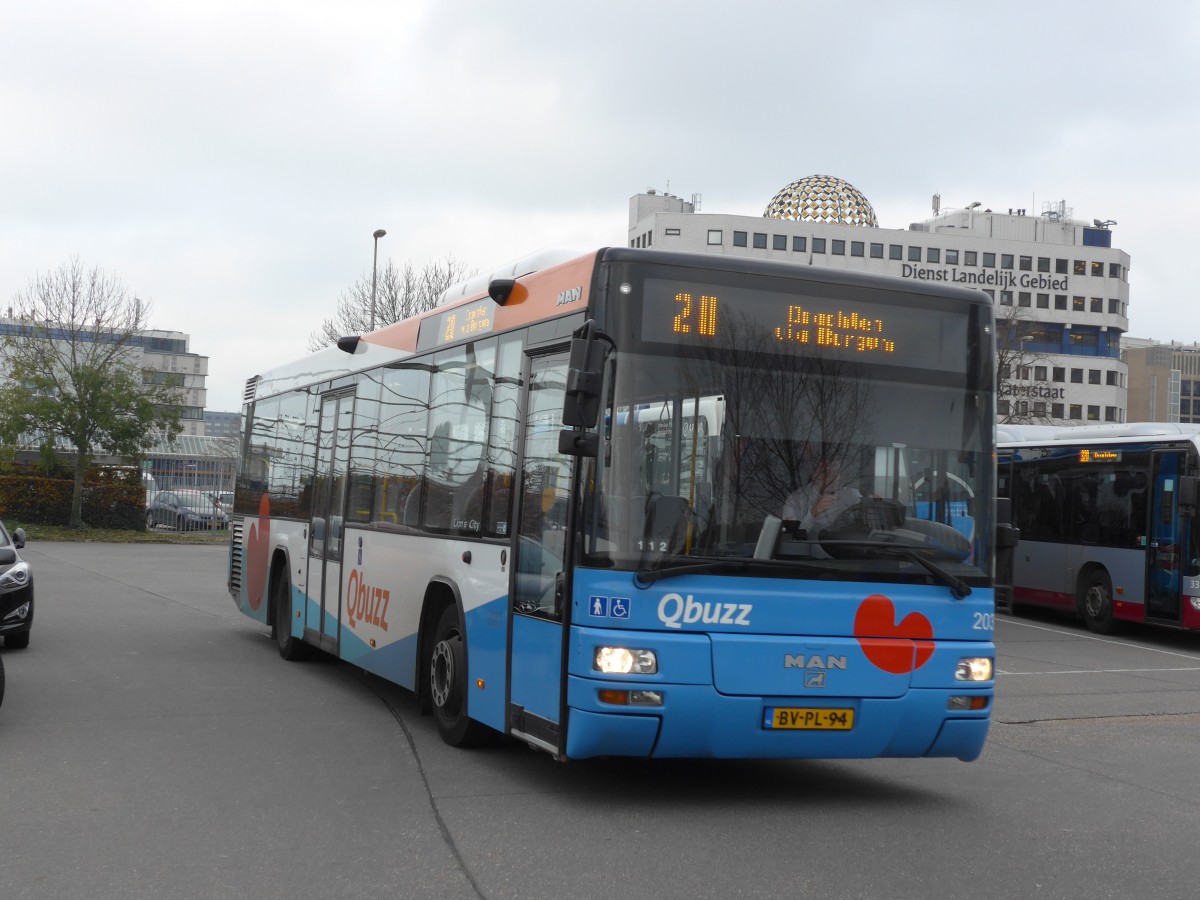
[428,604,491,748]
[1080,569,1118,634]
[271,573,309,661]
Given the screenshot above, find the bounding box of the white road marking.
[997,666,1200,676]
[997,616,1200,675]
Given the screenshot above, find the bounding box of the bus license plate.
[763,707,854,730]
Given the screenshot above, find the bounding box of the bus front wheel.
[1080,569,1118,634]
[428,605,491,748]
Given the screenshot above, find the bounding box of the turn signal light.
[947,695,989,711]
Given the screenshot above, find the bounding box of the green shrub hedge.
[0,473,146,529]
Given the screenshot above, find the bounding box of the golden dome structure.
[763,175,878,227]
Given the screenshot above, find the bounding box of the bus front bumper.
[563,677,991,762]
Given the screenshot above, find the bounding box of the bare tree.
[0,258,184,527]
[995,303,1065,425]
[308,256,476,351]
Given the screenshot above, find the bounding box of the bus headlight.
[955,657,993,681]
[594,646,658,675]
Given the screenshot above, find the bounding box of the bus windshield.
[582,289,993,588]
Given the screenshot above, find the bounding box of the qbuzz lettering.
[657,592,752,630]
[346,568,390,631]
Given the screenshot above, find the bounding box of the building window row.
[1001,364,1126,388]
[995,291,1127,316]
[711,232,1126,281]
[999,399,1123,422]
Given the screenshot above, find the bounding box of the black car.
[0,519,33,649]
[146,490,230,531]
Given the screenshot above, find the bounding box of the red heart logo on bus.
[853,594,934,674]
[245,494,271,612]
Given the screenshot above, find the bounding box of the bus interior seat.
[403,483,424,527]
[450,468,488,530]
[1112,470,1133,498]
[375,478,405,524]
[644,494,690,554]
[896,517,971,558]
[328,516,343,555]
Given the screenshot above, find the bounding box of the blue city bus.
[229,247,999,761]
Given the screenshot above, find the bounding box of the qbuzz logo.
[657,592,752,630]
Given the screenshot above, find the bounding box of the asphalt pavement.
[5,543,1200,900]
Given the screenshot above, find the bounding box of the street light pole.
[369,228,387,332]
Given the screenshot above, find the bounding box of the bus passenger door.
[307,392,353,653]
[1146,450,1187,621]
[508,351,572,755]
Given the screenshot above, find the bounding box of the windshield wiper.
[633,544,972,598]
[815,541,973,600]
[634,558,748,587]
[633,556,843,587]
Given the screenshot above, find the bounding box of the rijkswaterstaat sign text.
[901,265,1068,291]
[999,382,1065,399]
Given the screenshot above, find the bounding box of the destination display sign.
[639,278,970,372]
[417,300,497,350]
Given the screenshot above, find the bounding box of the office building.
[0,320,209,435]
[1122,337,1200,424]
[628,176,1131,423]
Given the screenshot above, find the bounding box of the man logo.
[783,654,847,670]
[805,671,827,688]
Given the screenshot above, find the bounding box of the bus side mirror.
[994,496,1019,548]
[996,523,1020,550]
[1180,475,1198,518]
[558,429,599,458]
[562,334,605,428]
[995,497,1013,525]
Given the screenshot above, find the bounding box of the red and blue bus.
[229,247,1000,761]
[998,423,1200,633]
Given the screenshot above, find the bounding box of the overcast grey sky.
[3,1,1198,411]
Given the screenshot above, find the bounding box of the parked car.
[206,490,234,512]
[146,490,230,531]
[0,518,33,649]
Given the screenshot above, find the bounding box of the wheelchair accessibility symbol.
[588,596,631,619]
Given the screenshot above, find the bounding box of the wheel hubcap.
[1086,585,1108,618]
[431,639,455,709]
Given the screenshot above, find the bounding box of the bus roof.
[245,246,994,405]
[997,422,1200,446]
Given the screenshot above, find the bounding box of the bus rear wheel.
[429,605,492,748]
[1080,569,1118,634]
